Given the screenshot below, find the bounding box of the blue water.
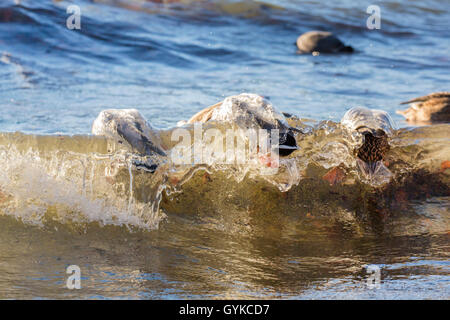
[1,0,449,134]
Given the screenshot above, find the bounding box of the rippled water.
[1,0,449,133]
[0,0,449,299]
[0,214,449,299]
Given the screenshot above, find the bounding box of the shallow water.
[0,0,449,299]
[0,213,449,299]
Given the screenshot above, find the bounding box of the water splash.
[0,121,448,232]
[0,133,165,230]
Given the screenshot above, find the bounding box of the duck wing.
[400,92,450,105]
[187,102,222,124]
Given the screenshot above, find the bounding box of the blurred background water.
[0,0,449,299]
[0,0,449,134]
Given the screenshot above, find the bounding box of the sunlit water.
[0,0,449,299]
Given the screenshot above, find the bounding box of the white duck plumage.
[92,109,166,157]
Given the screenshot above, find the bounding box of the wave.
[0,133,165,230]
[0,122,448,234]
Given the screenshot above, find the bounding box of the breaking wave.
[0,121,448,233]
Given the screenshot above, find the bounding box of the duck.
[296,31,353,55]
[396,92,450,123]
[181,93,299,156]
[92,109,166,172]
[341,107,394,176]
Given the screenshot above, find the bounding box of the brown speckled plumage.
[356,129,390,163]
[397,92,450,123]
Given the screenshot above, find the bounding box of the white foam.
[0,145,164,230]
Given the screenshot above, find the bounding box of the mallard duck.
[92,109,166,172]
[183,93,299,156]
[296,31,353,55]
[396,92,450,123]
[341,107,394,176]
[92,109,166,156]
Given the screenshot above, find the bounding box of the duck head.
[341,107,395,177]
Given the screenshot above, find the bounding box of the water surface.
[0,0,449,299]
